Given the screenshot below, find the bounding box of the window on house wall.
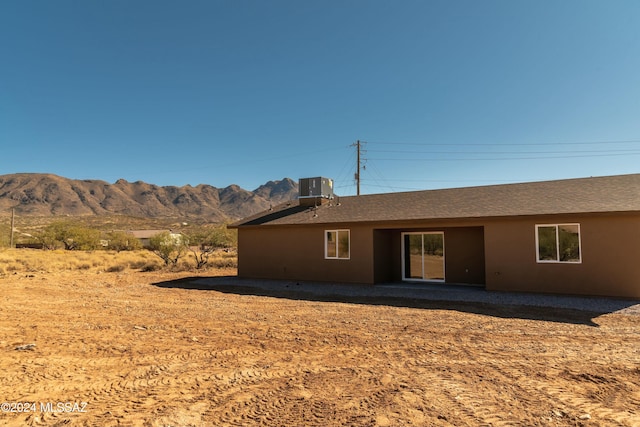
[325,230,350,259]
[536,224,581,263]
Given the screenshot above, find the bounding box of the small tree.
[149,231,186,268]
[106,231,142,252]
[185,224,237,269]
[34,226,58,250]
[71,226,101,250]
[185,228,215,269]
[36,221,101,250]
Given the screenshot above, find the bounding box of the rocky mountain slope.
[0,173,298,220]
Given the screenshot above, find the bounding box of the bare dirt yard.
[1,269,639,426]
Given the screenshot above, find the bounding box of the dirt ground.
[0,270,639,427]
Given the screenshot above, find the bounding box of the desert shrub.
[140,262,162,272]
[175,259,194,272]
[210,255,238,269]
[128,259,148,269]
[106,263,127,273]
[5,264,20,272]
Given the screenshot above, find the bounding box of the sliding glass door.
[402,232,445,282]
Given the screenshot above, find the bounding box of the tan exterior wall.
[485,214,640,298]
[443,227,486,285]
[239,223,486,285]
[238,213,640,297]
[238,224,376,284]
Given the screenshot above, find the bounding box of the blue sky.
[2,0,640,195]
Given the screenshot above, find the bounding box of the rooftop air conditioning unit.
[298,177,334,206]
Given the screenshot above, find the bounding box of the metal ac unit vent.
[298,177,334,206]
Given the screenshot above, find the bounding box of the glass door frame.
[401,231,445,282]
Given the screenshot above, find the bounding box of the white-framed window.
[535,224,581,263]
[325,229,350,259]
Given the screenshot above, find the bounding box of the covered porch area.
[372,226,486,286]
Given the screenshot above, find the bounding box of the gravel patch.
[194,277,640,316]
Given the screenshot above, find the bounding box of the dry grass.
[0,248,237,275]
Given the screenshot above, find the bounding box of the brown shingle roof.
[232,174,640,227]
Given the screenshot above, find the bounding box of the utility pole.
[10,208,15,248]
[352,140,366,196]
[356,140,361,196]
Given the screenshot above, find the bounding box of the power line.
[367,148,640,155]
[366,139,640,147]
[366,177,538,183]
[336,137,640,195]
[363,160,398,193]
[335,147,356,191]
[368,151,640,162]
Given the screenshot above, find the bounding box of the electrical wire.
[334,146,356,190]
[362,161,398,193]
[368,151,640,161]
[367,148,640,155]
[365,139,640,146]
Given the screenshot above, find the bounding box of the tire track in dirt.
[412,363,524,426]
[395,338,528,426]
[421,324,640,426]
[482,360,640,426]
[549,369,640,426]
[211,366,380,427]
[2,271,640,426]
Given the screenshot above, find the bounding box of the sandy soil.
[0,270,639,427]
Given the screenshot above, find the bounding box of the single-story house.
[230,174,640,298]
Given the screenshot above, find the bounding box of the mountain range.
[0,173,299,221]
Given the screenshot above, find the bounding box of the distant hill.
[0,173,299,220]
